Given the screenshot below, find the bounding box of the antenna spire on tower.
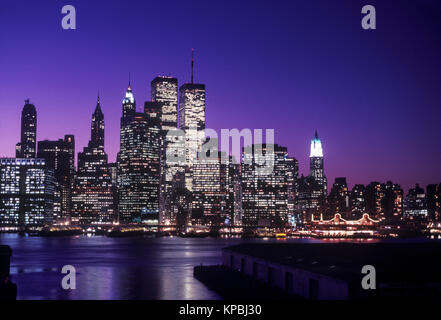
[191,48,194,84]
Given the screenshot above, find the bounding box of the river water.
[1,234,321,300]
[2,234,433,300]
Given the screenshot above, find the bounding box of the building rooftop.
[223,242,441,283]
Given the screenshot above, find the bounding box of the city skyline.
[3,0,441,304]
[1,0,441,192]
[1,77,439,193]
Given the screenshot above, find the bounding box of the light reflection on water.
[0,234,300,300]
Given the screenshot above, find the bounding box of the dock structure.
[0,245,17,300]
[221,242,441,299]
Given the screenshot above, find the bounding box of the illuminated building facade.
[117,112,149,223]
[151,76,178,131]
[404,184,428,219]
[350,184,366,219]
[231,160,243,226]
[118,86,162,223]
[190,147,236,227]
[309,131,327,196]
[179,83,206,191]
[16,100,37,159]
[118,84,144,222]
[71,97,114,225]
[37,135,75,222]
[295,175,325,223]
[427,183,441,221]
[382,181,403,220]
[151,76,185,226]
[0,158,55,227]
[328,177,350,218]
[108,162,118,187]
[143,101,162,217]
[293,131,328,223]
[309,213,380,238]
[241,144,295,228]
[192,153,223,226]
[365,182,385,220]
[223,155,242,226]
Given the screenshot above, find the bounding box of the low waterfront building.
[309,213,380,238]
[222,242,441,299]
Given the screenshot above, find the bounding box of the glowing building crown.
[122,84,135,104]
[310,131,323,157]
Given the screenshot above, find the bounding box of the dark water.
[1,234,319,300]
[3,234,432,300]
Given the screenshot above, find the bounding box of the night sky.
[0,0,440,191]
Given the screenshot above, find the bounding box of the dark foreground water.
[1,234,321,300]
[2,234,433,300]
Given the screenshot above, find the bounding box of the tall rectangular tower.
[151,76,184,227]
[179,83,206,191]
[37,135,75,222]
[151,76,178,131]
[309,131,327,196]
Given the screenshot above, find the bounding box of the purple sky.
[1,0,440,192]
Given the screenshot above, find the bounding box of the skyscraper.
[16,100,37,159]
[151,76,185,227]
[295,132,328,222]
[427,184,441,221]
[0,158,55,228]
[309,131,327,196]
[328,177,350,218]
[404,184,428,220]
[37,135,75,222]
[350,184,366,219]
[179,51,206,191]
[90,95,105,149]
[191,148,225,227]
[241,144,295,228]
[118,84,161,223]
[382,181,403,220]
[151,76,178,131]
[71,96,114,225]
[143,101,162,217]
[365,182,384,220]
